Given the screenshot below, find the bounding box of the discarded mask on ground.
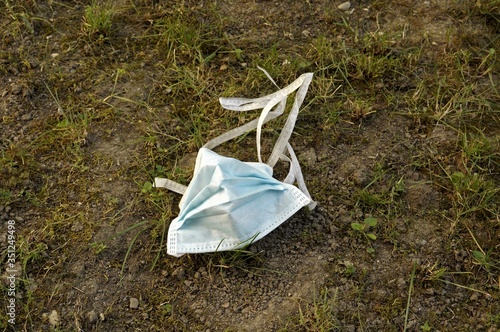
[155,68,315,257]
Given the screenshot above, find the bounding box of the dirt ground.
[1,0,500,331]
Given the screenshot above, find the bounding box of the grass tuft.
[82,0,114,39]
[281,288,340,332]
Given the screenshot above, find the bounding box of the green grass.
[351,217,378,253]
[280,288,340,332]
[82,0,114,38]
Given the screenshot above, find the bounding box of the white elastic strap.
[154,177,187,195]
[276,145,315,210]
[255,94,288,163]
[203,98,286,150]
[280,153,296,185]
[256,72,313,164]
[267,73,313,168]
[286,143,316,210]
[207,69,312,165]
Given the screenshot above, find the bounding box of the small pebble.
[48,310,60,327]
[172,266,185,280]
[87,310,98,323]
[11,85,22,95]
[71,222,84,232]
[338,1,351,11]
[130,297,139,309]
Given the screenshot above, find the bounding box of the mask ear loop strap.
[154,178,188,194]
[255,72,313,163]
[261,71,315,209]
[279,144,315,210]
[285,143,316,210]
[203,97,286,151]
[203,65,289,150]
[206,69,309,160]
[266,72,313,168]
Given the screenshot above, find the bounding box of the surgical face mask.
[155,68,315,257]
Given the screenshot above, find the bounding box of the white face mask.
[155,68,315,257]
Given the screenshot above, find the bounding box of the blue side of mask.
[168,148,311,257]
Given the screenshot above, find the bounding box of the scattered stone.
[130,297,139,309]
[26,278,37,292]
[469,293,479,301]
[351,168,370,186]
[87,310,98,323]
[397,278,406,289]
[11,84,22,95]
[345,325,356,332]
[20,113,31,121]
[172,266,185,280]
[48,310,60,327]
[338,1,351,11]
[70,261,85,275]
[99,312,105,321]
[70,221,84,232]
[299,148,317,164]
